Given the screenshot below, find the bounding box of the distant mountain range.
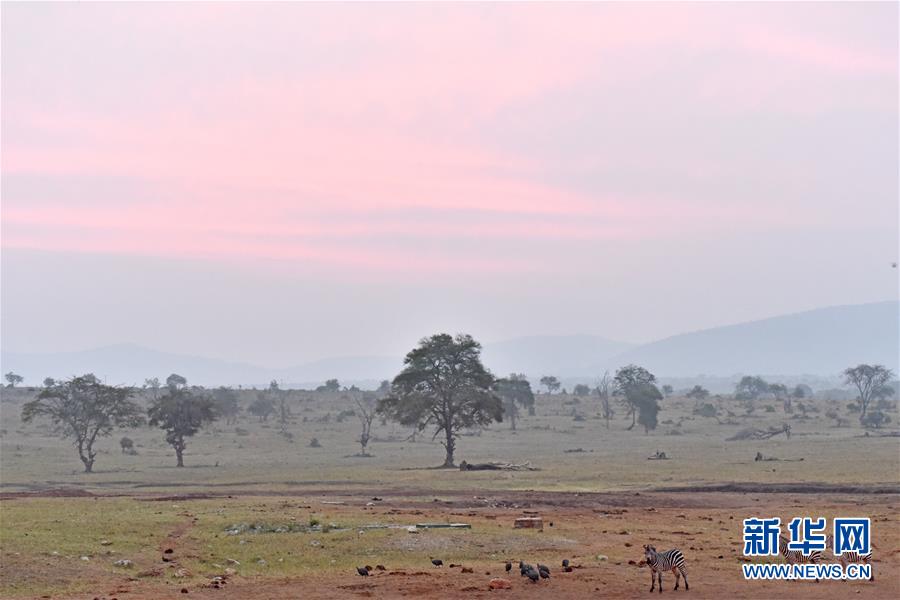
[2,301,896,387]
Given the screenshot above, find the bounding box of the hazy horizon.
[3,2,898,368]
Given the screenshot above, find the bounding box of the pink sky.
[2,2,897,363]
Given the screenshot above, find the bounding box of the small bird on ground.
[537,564,550,574]
[539,568,550,579]
[431,558,443,567]
[562,559,569,568]
[525,568,540,583]
[356,566,369,577]
[505,562,512,573]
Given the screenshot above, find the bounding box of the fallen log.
[459,460,539,471]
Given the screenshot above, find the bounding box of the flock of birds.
[357,557,575,583]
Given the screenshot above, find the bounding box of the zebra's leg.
[650,568,655,592]
[681,567,689,591]
[658,571,663,594]
[672,567,679,590]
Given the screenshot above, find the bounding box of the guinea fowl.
[505,562,512,573]
[539,568,550,579]
[537,563,550,574]
[431,558,443,567]
[525,568,540,583]
[562,559,569,568]
[356,566,369,577]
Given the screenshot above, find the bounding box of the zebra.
[643,545,689,593]
[825,535,873,581]
[778,534,823,582]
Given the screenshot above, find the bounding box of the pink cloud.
[3,2,895,276]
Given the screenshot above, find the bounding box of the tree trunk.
[174,436,185,467]
[443,428,455,468]
[78,442,94,473]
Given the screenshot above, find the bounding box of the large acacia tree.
[148,376,217,467]
[613,364,657,430]
[844,364,894,421]
[493,373,535,431]
[377,333,502,467]
[22,374,143,472]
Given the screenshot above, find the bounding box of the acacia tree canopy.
[148,385,217,467]
[614,364,657,430]
[377,333,502,467]
[22,374,143,472]
[493,373,535,430]
[844,364,894,421]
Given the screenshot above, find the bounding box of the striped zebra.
[825,535,873,581]
[778,534,823,582]
[643,545,689,593]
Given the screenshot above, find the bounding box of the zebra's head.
[643,545,657,559]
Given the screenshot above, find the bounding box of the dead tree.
[354,394,377,456]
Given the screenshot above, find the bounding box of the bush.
[692,403,718,418]
[861,411,891,429]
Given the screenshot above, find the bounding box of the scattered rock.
[164,548,174,554]
[489,578,512,589]
[596,554,609,561]
[113,559,133,568]
[226,558,241,565]
[461,567,474,573]
[173,568,190,578]
[100,540,113,546]
[80,556,90,561]
[181,588,189,594]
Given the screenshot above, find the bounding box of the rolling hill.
[1,301,896,387]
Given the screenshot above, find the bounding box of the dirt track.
[6,488,897,600]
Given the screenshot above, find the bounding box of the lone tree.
[21,374,143,472]
[120,436,135,454]
[148,376,217,467]
[43,377,56,388]
[213,386,241,425]
[317,378,341,393]
[573,383,591,397]
[686,385,710,402]
[614,364,657,430]
[844,364,894,421]
[596,370,615,429]
[734,376,769,401]
[4,372,23,387]
[629,383,663,434]
[248,393,275,421]
[377,333,502,467]
[144,377,161,401]
[539,375,561,395]
[354,392,378,456]
[661,384,673,398]
[493,373,535,431]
